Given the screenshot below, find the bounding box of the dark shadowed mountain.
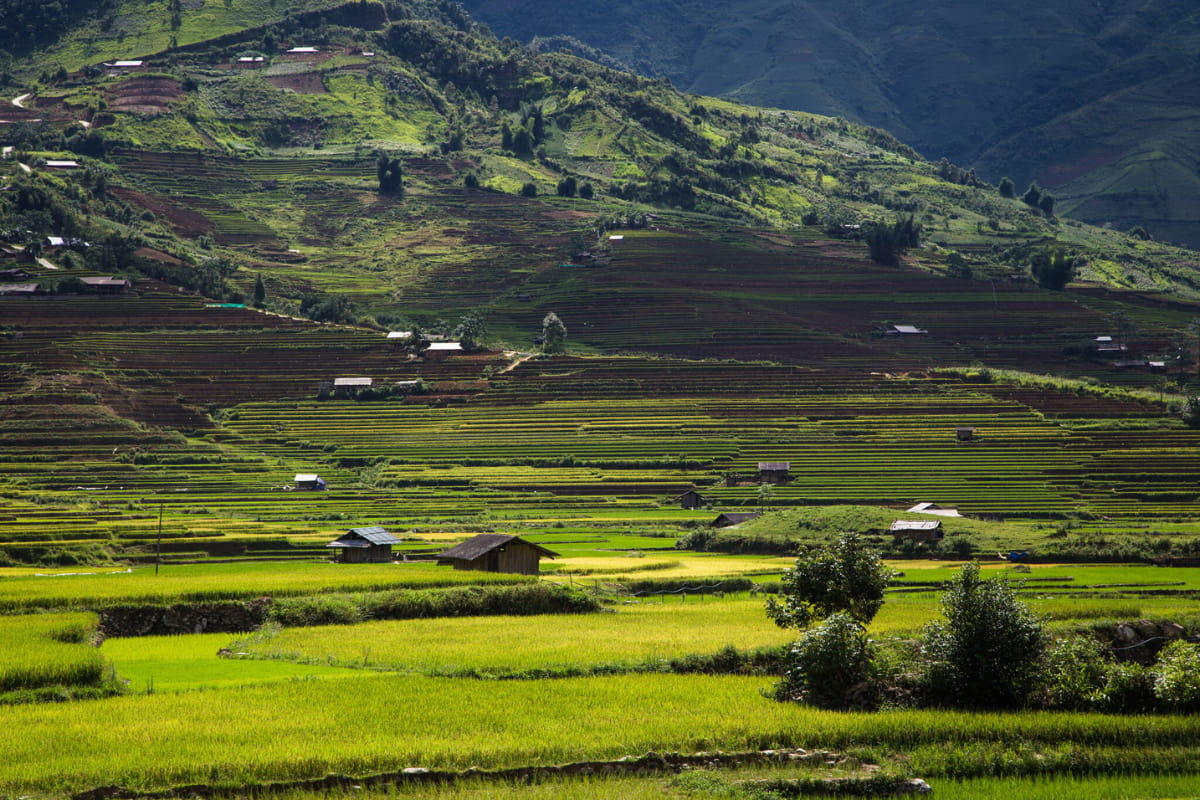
[461,0,1200,246]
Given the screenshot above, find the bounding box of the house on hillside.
[333,377,373,394]
[956,427,977,441]
[711,512,761,528]
[294,473,326,491]
[890,520,943,542]
[0,283,40,295]
[436,534,558,575]
[80,276,131,294]
[326,526,400,563]
[423,342,463,359]
[677,489,705,510]
[44,160,80,169]
[757,462,791,484]
[1095,335,1126,354]
[105,60,145,71]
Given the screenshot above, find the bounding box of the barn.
[436,534,558,575]
[326,526,401,563]
[677,489,705,509]
[757,462,791,483]
[890,520,944,541]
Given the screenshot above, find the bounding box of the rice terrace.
[5,1,1200,799]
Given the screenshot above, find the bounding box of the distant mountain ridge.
[461,0,1200,247]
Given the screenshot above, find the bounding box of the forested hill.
[1,0,1198,330]
[460,0,1200,249]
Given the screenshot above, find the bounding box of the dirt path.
[498,351,537,374]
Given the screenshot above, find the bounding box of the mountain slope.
[460,0,1200,247]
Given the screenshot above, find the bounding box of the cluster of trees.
[769,536,1200,712]
[865,215,921,266]
[999,178,1055,216]
[501,105,546,155]
[1029,246,1076,290]
[376,153,404,195]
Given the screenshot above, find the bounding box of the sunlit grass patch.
[232,598,793,677]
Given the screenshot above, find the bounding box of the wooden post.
[155,503,163,575]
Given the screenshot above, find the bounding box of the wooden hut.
[757,462,791,484]
[326,526,400,563]
[890,520,943,542]
[677,489,705,510]
[956,427,976,441]
[436,534,558,575]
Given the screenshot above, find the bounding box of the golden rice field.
[0,562,527,611]
[228,598,795,676]
[0,612,103,692]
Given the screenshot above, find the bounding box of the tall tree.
[541,311,567,353]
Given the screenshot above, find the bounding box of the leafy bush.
[268,582,600,627]
[1041,637,1107,710]
[921,563,1044,709]
[1153,640,1200,711]
[773,612,875,709]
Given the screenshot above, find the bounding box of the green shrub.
[773,612,875,709]
[1040,637,1107,710]
[1099,659,1157,713]
[921,563,1044,709]
[1153,640,1200,711]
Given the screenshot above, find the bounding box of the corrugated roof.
[891,324,927,334]
[437,533,558,561]
[426,342,463,351]
[294,473,319,482]
[758,462,790,471]
[328,526,401,548]
[333,377,373,387]
[890,520,942,531]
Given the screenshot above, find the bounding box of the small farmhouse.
[44,160,81,169]
[0,283,39,295]
[677,489,705,510]
[437,533,558,575]
[326,526,400,563]
[711,511,761,528]
[333,377,373,394]
[423,342,463,359]
[757,462,790,483]
[956,427,976,441]
[294,473,326,490]
[80,276,131,294]
[890,520,944,541]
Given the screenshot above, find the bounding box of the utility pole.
[155,503,163,575]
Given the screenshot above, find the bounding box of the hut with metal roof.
[436,534,558,575]
[890,520,944,542]
[327,526,401,563]
[757,461,791,483]
[294,473,326,491]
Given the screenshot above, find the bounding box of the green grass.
[102,632,365,692]
[230,598,793,677]
[5,673,1200,794]
[0,562,528,611]
[0,612,104,692]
